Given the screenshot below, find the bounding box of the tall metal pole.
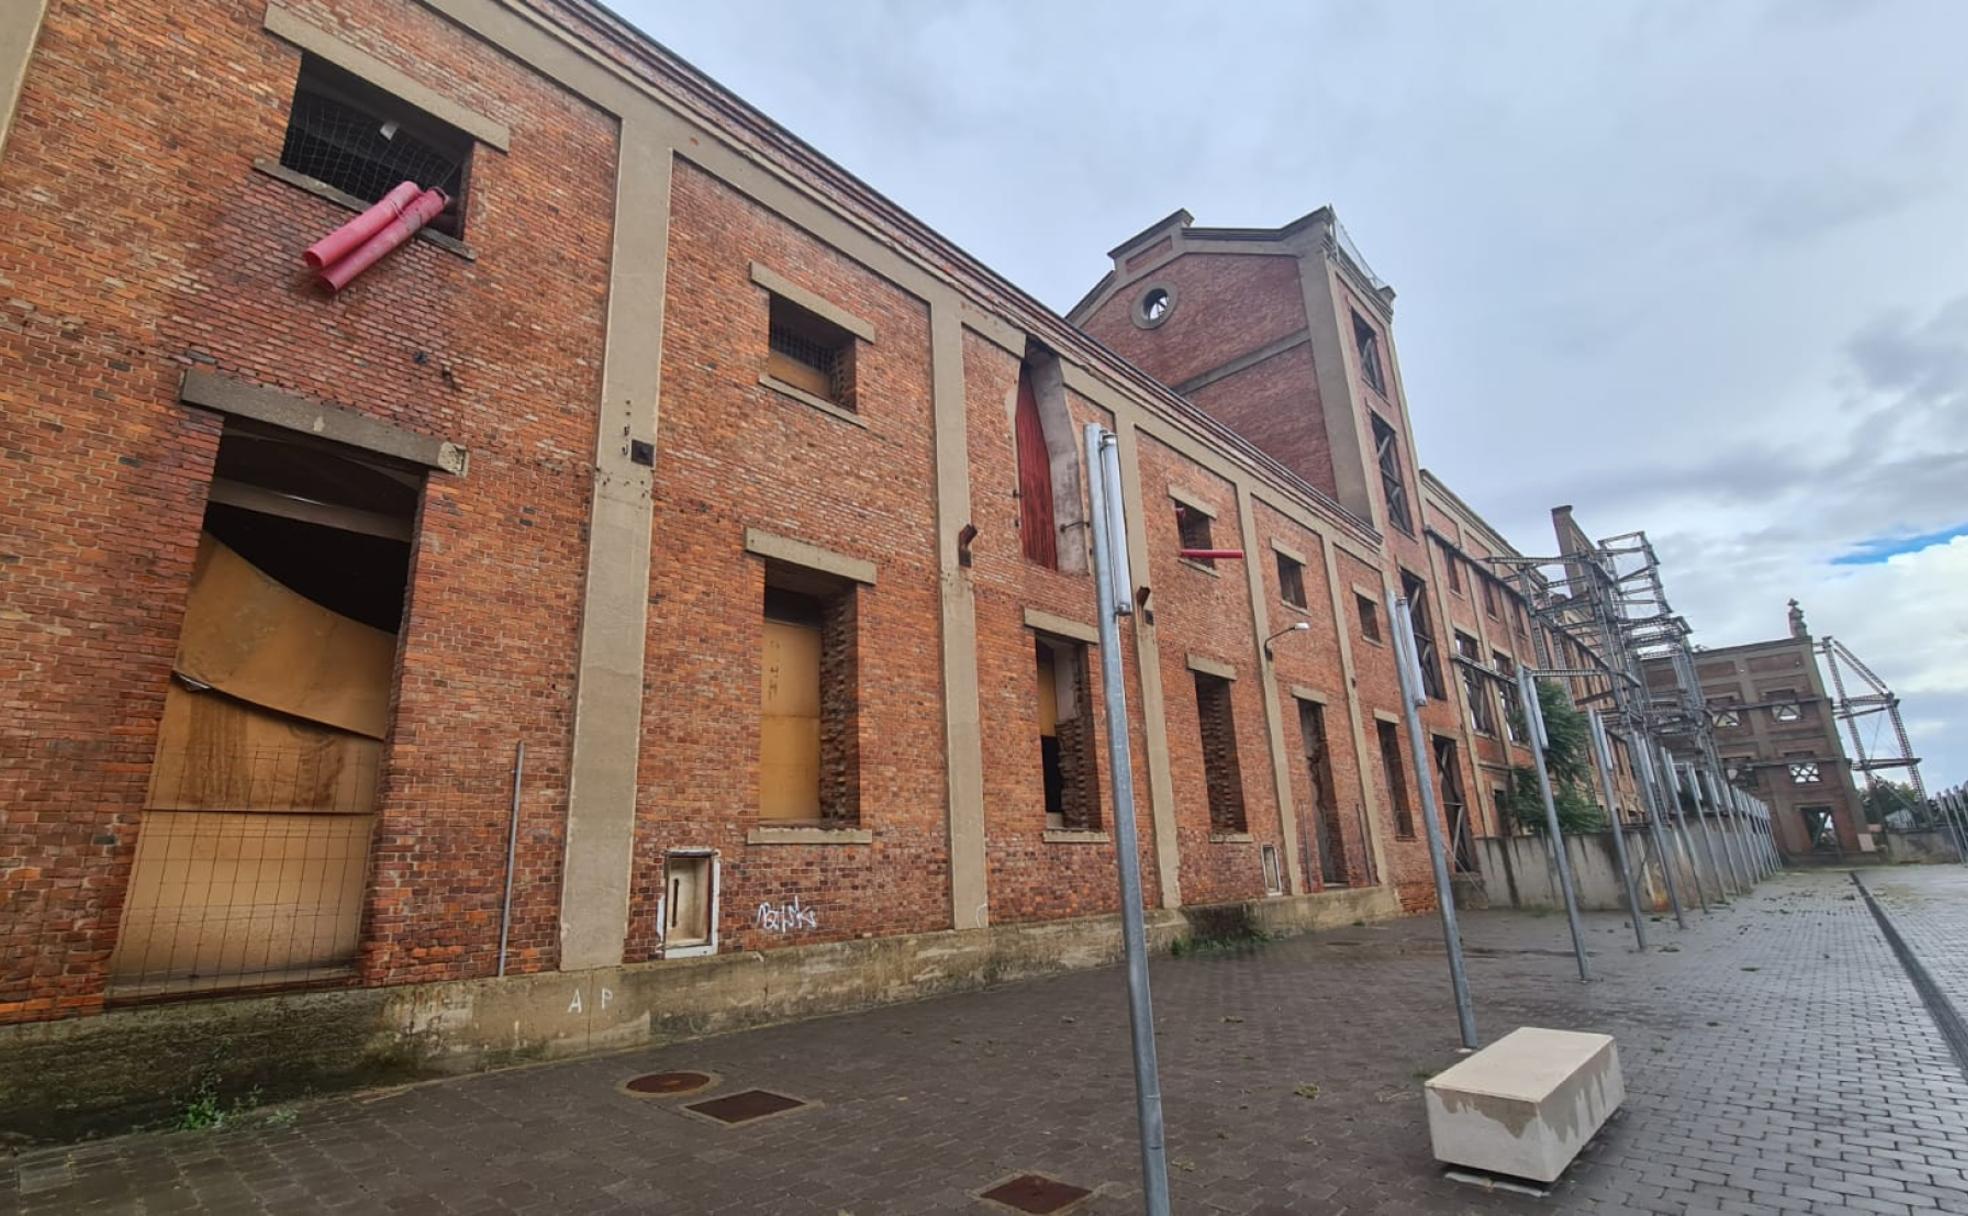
[1083,425,1169,1216]
[1651,744,1708,913]
[1945,791,1968,867]
[1630,733,1688,929]
[1677,760,1729,904]
[1516,669,1590,980]
[1588,710,1647,950]
[1700,764,1749,895]
[1389,595,1480,1048]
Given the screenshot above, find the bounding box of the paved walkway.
[8,868,1968,1215]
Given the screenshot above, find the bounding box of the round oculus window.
[1133,284,1176,329]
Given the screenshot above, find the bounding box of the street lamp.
[1263,620,1310,661]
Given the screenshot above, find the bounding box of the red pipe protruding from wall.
[303,180,421,271]
[318,188,448,292]
[1178,549,1245,561]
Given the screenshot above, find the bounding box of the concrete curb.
[1850,870,1968,1081]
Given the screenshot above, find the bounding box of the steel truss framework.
[1818,633,1928,815]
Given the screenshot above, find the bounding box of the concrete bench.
[1423,1027,1623,1183]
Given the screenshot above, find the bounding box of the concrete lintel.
[263,4,511,151]
[1023,608,1099,646]
[758,375,868,429]
[0,0,46,164]
[1166,485,1218,519]
[1290,685,1330,705]
[1042,829,1111,845]
[1270,538,1309,567]
[1186,653,1237,681]
[1208,832,1256,844]
[743,528,876,586]
[746,826,873,846]
[749,262,876,344]
[1372,709,1402,726]
[179,369,467,475]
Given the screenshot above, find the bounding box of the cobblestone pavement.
[8,868,1968,1215]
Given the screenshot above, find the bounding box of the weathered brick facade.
[1,0,1595,1044]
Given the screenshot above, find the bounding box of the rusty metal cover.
[623,1071,713,1096]
[979,1173,1092,1214]
[684,1089,807,1125]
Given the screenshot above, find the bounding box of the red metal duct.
[1178,549,1244,561]
[302,181,421,271]
[318,188,448,293]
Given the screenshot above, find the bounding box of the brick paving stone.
[6,870,1968,1214]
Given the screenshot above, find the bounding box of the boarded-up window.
[1194,672,1246,832]
[766,294,857,409]
[1378,720,1415,838]
[1015,365,1058,568]
[1036,635,1100,830]
[760,584,859,824]
[1297,699,1347,886]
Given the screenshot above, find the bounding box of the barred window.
[280,55,471,238]
[766,295,857,410]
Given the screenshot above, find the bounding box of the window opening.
[1193,672,1246,832]
[113,420,421,997]
[1443,546,1463,594]
[1371,413,1412,534]
[1769,694,1802,723]
[767,294,857,409]
[1353,310,1386,395]
[1433,736,1475,872]
[1378,720,1414,838]
[1401,569,1445,699]
[1356,593,1382,643]
[760,577,859,825]
[1298,700,1347,886]
[1176,504,1214,567]
[1802,807,1838,851]
[1260,843,1283,896]
[1036,635,1100,830]
[1494,651,1523,743]
[662,851,718,956]
[1788,759,1821,784]
[281,54,471,238]
[1456,632,1494,734]
[1015,364,1058,569]
[1276,551,1307,609]
[1480,578,1499,619]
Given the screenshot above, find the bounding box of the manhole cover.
[978,1173,1092,1214]
[623,1071,714,1096]
[684,1089,809,1125]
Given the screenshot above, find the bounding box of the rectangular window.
[1035,635,1101,830]
[1788,757,1821,784]
[1514,600,1528,638]
[766,294,858,410]
[1356,593,1382,643]
[1193,672,1247,832]
[281,54,472,238]
[1456,632,1495,735]
[1480,578,1499,620]
[1712,697,1742,729]
[1298,699,1347,885]
[1353,309,1387,396]
[1434,736,1474,872]
[1371,413,1412,534]
[1176,504,1214,567]
[760,583,859,824]
[1400,569,1445,699]
[1276,551,1307,609]
[1378,720,1414,838]
[1442,544,1464,594]
[1494,651,1523,743]
[1769,691,1802,723]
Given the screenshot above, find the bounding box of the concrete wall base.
[1,884,1399,1142]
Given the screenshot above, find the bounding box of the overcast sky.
[620,0,1968,791]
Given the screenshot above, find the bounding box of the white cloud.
[619,0,1968,788]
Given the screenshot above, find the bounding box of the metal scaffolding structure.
[1488,520,1781,933]
[1818,633,1928,816]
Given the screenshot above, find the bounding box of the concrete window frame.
[1131,281,1177,330]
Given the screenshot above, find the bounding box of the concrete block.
[1424,1026,1623,1182]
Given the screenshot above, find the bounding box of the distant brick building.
[1645,606,1866,859]
[0,0,1652,1126]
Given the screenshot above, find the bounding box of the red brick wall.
[1079,254,1306,393]
[1251,503,1369,890]
[962,335,1164,922]
[1135,437,1283,907]
[626,163,950,959]
[0,0,616,1016]
[1188,343,1336,496]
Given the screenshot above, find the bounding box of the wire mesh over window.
[280,55,470,237]
[766,295,855,408]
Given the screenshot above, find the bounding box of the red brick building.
[0,0,1630,1124]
